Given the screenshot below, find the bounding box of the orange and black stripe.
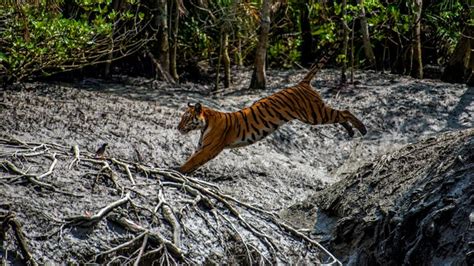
[177,43,366,174]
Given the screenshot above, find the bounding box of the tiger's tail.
[299,42,341,85]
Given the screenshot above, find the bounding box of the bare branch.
[133,232,149,266]
[37,153,57,179]
[65,193,131,227]
[94,231,148,260]
[68,145,80,169]
[0,212,38,266]
[108,215,185,261]
[111,158,136,185]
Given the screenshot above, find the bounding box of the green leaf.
[108,10,117,20]
[0,52,7,62]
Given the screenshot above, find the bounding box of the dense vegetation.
[0,0,472,87]
[0,1,472,265]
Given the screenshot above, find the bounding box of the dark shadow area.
[446,86,474,129]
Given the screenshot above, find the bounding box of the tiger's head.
[178,103,206,134]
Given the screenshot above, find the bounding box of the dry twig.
[65,193,131,227]
[37,153,57,179]
[111,158,136,185]
[0,138,341,264]
[108,215,185,262]
[0,212,38,266]
[133,232,149,266]
[68,145,80,169]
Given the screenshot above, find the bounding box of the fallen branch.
[82,158,123,192]
[68,145,80,169]
[37,153,57,179]
[93,231,148,262]
[111,158,136,185]
[65,192,130,227]
[1,160,83,197]
[108,215,185,262]
[15,150,47,157]
[133,232,149,266]
[162,204,181,248]
[1,212,38,266]
[0,136,28,147]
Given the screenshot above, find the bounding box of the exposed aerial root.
[0,136,341,265]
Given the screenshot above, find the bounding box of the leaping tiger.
[177,50,367,174]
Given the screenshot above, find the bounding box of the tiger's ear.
[195,103,202,113]
[188,102,192,107]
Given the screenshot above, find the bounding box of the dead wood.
[0,212,38,266]
[64,193,131,227]
[111,158,136,185]
[68,144,80,169]
[1,160,83,197]
[0,137,338,264]
[146,50,176,83]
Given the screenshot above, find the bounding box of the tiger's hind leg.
[339,110,367,135]
[340,121,355,137]
[317,105,367,136]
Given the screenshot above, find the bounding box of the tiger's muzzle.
[178,125,191,134]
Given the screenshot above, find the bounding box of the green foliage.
[312,21,337,44]
[424,0,465,54]
[0,0,145,81]
[179,0,259,65]
[172,0,465,72]
[268,38,301,68]
[180,17,212,58]
[0,0,466,82]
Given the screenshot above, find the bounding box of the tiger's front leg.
[179,144,225,174]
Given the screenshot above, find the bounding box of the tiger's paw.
[358,124,367,136]
[340,122,355,137]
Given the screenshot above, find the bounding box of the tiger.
[177,47,367,174]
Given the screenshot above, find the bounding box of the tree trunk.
[408,44,413,75]
[300,1,312,66]
[392,32,405,74]
[412,0,423,78]
[158,0,170,77]
[235,37,243,67]
[169,0,179,81]
[249,0,271,90]
[442,28,474,84]
[350,18,355,83]
[340,0,349,84]
[382,39,388,72]
[223,32,231,88]
[468,44,474,85]
[104,0,122,77]
[233,0,243,67]
[215,30,223,91]
[357,0,376,67]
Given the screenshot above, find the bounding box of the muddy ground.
[0,68,473,264]
[290,128,473,265]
